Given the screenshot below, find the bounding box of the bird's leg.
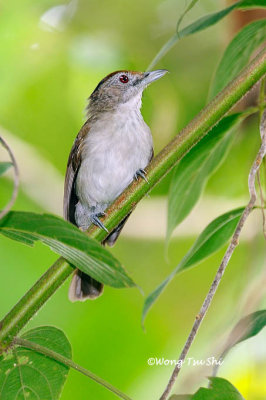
[89,207,108,232]
[134,168,148,183]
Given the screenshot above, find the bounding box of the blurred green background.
[0,0,265,399]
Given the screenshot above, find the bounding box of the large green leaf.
[147,0,266,69]
[0,326,71,400]
[192,377,245,399]
[210,20,266,98]
[0,211,135,288]
[142,208,244,324]
[167,113,242,242]
[0,161,12,176]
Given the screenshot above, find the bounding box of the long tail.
[68,213,132,301]
[69,270,104,302]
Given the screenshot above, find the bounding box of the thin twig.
[0,136,19,219]
[13,337,133,400]
[159,110,266,400]
[256,170,266,239]
[257,77,266,239]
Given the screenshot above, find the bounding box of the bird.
[63,69,168,302]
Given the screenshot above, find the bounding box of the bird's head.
[88,69,168,114]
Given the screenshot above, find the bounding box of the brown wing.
[63,121,90,224]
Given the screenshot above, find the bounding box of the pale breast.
[76,110,153,208]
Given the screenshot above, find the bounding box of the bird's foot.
[134,168,148,183]
[90,212,108,232]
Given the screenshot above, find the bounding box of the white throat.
[117,92,143,114]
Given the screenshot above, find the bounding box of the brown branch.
[0,136,19,219]
[159,110,266,400]
[256,170,266,239]
[257,77,266,239]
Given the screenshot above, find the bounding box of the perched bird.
[64,69,168,301]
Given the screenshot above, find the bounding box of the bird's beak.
[142,69,168,85]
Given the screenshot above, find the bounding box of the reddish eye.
[119,74,129,83]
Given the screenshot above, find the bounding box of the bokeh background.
[0,0,265,399]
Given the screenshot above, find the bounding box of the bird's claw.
[134,168,148,183]
[90,213,109,232]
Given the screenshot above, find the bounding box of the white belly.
[76,110,153,209]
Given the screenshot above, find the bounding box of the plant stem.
[0,48,265,352]
[159,110,266,400]
[0,258,72,352]
[14,337,133,400]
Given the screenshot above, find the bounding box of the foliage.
[0,327,71,400]
[143,207,244,324]
[169,377,245,399]
[148,0,266,70]
[0,1,265,399]
[219,310,266,363]
[192,377,245,400]
[167,113,243,243]
[0,211,134,288]
[210,19,266,98]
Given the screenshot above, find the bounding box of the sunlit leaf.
[0,161,12,176]
[0,326,71,400]
[143,208,244,324]
[210,20,266,98]
[192,377,245,399]
[148,0,266,70]
[0,211,135,288]
[167,113,242,242]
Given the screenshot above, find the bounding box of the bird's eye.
[119,74,129,83]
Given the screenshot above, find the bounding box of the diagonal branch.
[159,110,266,400]
[0,48,265,353]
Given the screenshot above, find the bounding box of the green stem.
[0,48,265,352]
[14,337,133,400]
[0,258,72,352]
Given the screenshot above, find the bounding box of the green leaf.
[142,208,244,324]
[178,208,244,271]
[0,326,71,400]
[169,377,245,400]
[177,2,238,39]
[177,1,266,39]
[0,211,135,288]
[0,162,12,176]
[170,396,192,400]
[223,310,266,356]
[176,0,200,34]
[210,20,266,99]
[192,377,245,399]
[167,113,242,242]
[147,0,266,70]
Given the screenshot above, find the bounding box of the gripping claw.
[134,168,148,183]
[90,213,109,232]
